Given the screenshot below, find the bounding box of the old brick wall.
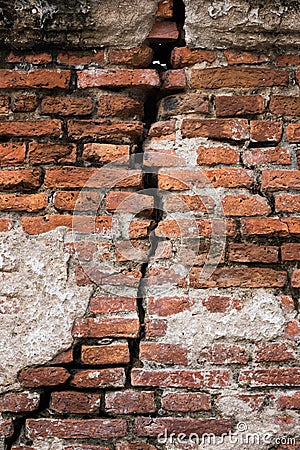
[0,0,300,449]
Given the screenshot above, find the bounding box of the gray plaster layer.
[184,0,300,49]
[0,228,92,393]
[0,0,159,49]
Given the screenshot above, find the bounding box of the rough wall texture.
[0,0,300,449]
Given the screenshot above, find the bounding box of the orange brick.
[28,143,76,164]
[0,143,26,165]
[222,194,271,216]
[215,95,264,117]
[197,145,239,165]
[224,50,269,65]
[41,97,93,116]
[0,70,70,88]
[250,121,283,143]
[57,50,105,66]
[0,168,42,191]
[182,119,249,141]
[156,0,173,18]
[82,143,129,164]
[67,120,143,141]
[148,21,179,42]
[6,52,52,64]
[243,147,290,166]
[0,194,47,212]
[77,69,160,88]
[171,47,216,68]
[0,120,61,137]
[81,344,130,365]
[98,95,144,119]
[109,45,153,67]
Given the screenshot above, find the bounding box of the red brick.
[199,344,247,364]
[0,119,61,137]
[286,124,300,142]
[0,168,42,191]
[106,192,153,213]
[202,296,241,313]
[156,0,173,18]
[0,392,39,413]
[131,369,230,388]
[0,70,70,88]
[22,215,112,235]
[158,93,209,119]
[276,194,300,213]
[145,319,167,337]
[148,21,179,42]
[162,392,211,412]
[165,194,215,214]
[129,219,152,238]
[75,266,141,288]
[140,343,188,365]
[190,267,287,288]
[44,167,142,189]
[105,390,155,414]
[278,296,295,313]
[222,194,270,216]
[50,391,100,414]
[250,120,283,143]
[161,69,186,90]
[71,368,126,388]
[270,96,300,116]
[239,368,300,387]
[155,218,235,239]
[0,194,47,212]
[54,191,100,212]
[97,95,144,119]
[12,93,38,112]
[149,120,176,139]
[64,241,99,262]
[243,147,290,166]
[216,95,264,117]
[254,343,296,362]
[89,295,136,314]
[229,244,279,263]
[19,367,70,387]
[51,349,73,364]
[6,52,52,64]
[0,142,26,165]
[25,419,126,439]
[171,47,216,68]
[292,270,300,288]
[282,243,300,261]
[41,97,93,116]
[109,45,153,67]
[241,217,300,236]
[28,142,76,164]
[0,218,12,232]
[278,393,300,409]
[72,317,140,338]
[0,95,9,114]
[57,50,105,66]
[277,55,300,66]
[148,295,193,316]
[67,120,143,141]
[197,145,239,165]
[224,50,268,65]
[262,170,300,191]
[182,118,249,141]
[116,443,157,450]
[81,344,130,365]
[134,417,232,437]
[285,321,300,340]
[190,68,288,89]
[77,69,160,88]
[0,419,14,438]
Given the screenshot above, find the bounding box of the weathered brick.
[81,344,130,365]
[19,367,70,387]
[224,50,268,65]
[67,120,143,141]
[270,96,300,116]
[276,194,300,213]
[158,93,209,119]
[140,343,188,365]
[182,118,249,141]
[89,295,136,314]
[50,391,100,414]
[190,68,288,89]
[216,95,264,117]
[282,244,300,261]
[171,47,216,68]
[0,95,10,114]
[156,0,173,18]
[165,194,215,214]
[161,69,186,90]
[286,124,300,142]
[197,145,239,165]
[109,45,153,67]
[229,244,279,263]
[149,120,176,139]
[145,319,168,337]
[6,52,52,64]
[262,170,300,191]
[250,120,283,143]
[77,69,160,88]
[155,218,236,238]
[162,392,211,412]
[243,147,290,166]
[41,96,93,116]
[26,419,126,439]
[22,215,112,235]
[75,266,141,287]
[277,55,300,66]
[254,343,296,362]
[54,191,100,212]
[72,317,140,338]
[71,368,126,388]
[0,419,14,438]
[105,390,155,414]
[292,270,300,288]
[0,168,42,191]
[0,142,26,165]
[0,119,61,137]
[131,369,231,388]
[0,218,13,232]
[134,417,232,437]
[286,320,300,341]
[12,93,38,112]
[106,192,154,213]
[278,392,300,409]
[148,21,179,41]
[199,344,248,364]
[0,193,47,212]
[202,296,241,313]
[0,70,70,88]
[97,95,144,119]
[57,50,105,66]
[241,217,300,236]
[239,369,300,387]
[148,295,193,316]
[190,267,287,288]
[222,194,270,216]
[28,143,76,164]
[0,392,40,413]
